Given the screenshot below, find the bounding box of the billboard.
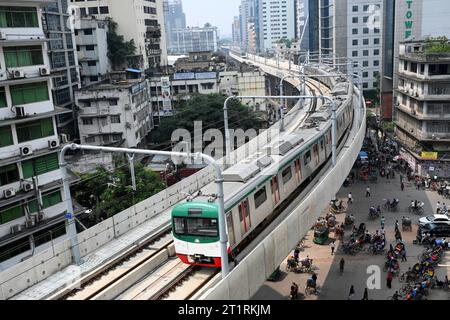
[160,76,172,112]
[421,152,438,160]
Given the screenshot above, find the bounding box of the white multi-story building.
[168,26,219,55]
[258,0,295,51]
[0,1,73,245]
[69,0,168,70]
[75,17,111,87]
[76,77,153,148]
[347,0,383,91]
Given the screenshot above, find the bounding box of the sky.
[181,0,241,38]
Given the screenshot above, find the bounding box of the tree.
[148,93,266,147]
[424,36,450,54]
[72,162,165,224]
[106,18,136,70]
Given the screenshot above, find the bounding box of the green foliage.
[149,93,265,145]
[106,18,136,69]
[72,163,165,222]
[382,121,395,133]
[424,36,450,54]
[276,38,292,48]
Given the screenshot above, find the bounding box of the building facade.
[0,1,75,255]
[75,18,111,87]
[258,0,296,51]
[163,0,186,51]
[69,0,168,70]
[42,0,81,140]
[76,76,153,148]
[168,26,219,54]
[232,16,242,47]
[394,40,450,177]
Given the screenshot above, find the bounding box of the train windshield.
[173,217,218,237]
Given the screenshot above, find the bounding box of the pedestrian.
[339,258,345,275]
[380,226,386,236]
[400,174,403,184]
[348,192,353,204]
[387,271,393,289]
[401,248,407,262]
[348,285,355,300]
[444,276,449,290]
[437,201,441,214]
[330,241,335,255]
[401,182,404,191]
[381,216,385,229]
[395,220,400,232]
[362,288,369,300]
[366,186,371,197]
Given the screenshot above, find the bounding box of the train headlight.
[195,239,200,243]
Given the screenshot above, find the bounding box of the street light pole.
[60,144,230,277]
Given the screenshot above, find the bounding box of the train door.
[313,144,319,165]
[294,159,302,183]
[226,212,235,247]
[238,199,251,235]
[271,176,280,205]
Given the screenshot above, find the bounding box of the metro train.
[171,79,355,268]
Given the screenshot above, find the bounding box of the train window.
[271,177,280,205]
[320,139,324,150]
[239,199,251,234]
[313,144,319,165]
[173,217,186,235]
[282,166,292,184]
[294,159,302,182]
[226,213,235,246]
[303,151,311,166]
[187,218,218,237]
[254,187,267,209]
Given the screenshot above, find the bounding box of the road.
[252,153,450,300]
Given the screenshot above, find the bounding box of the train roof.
[172,202,218,218]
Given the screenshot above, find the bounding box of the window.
[363,72,369,78]
[16,118,54,143]
[352,39,358,46]
[352,17,358,23]
[282,166,292,184]
[4,46,43,67]
[0,164,19,186]
[226,213,235,246]
[0,7,38,28]
[111,115,120,123]
[109,100,118,106]
[28,190,62,213]
[84,28,93,35]
[238,199,251,234]
[352,51,358,57]
[363,16,369,23]
[88,7,98,15]
[22,153,59,178]
[0,204,24,225]
[352,28,358,35]
[82,118,93,125]
[362,39,369,45]
[363,27,369,34]
[85,136,95,143]
[87,61,96,66]
[374,60,380,67]
[112,134,122,141]
[352,5,358,12]
[99,6,109,14]
[374,38,380,45]
[0,126,13,147]
[86,45,95,51]
[374,28,380,34]
[254,187,267,209]
[90,76,98,82]
[303,151,311,165]
[363,82,369,89]
[10,82,49,105]
[374,49,380,56]
[173,217,218,237]
[363,5,370,11]
[0,87,6,108]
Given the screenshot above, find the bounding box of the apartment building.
[258,0,295,51]
[76,74,153,148]
[168,26,219,55]
[0,1,76,255]
[42,0,81,140]
[394,40,450,177]
[163,0,186,51]
[75,17,111,87]
[69,0,168,70]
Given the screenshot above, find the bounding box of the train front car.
[172,202,225,267]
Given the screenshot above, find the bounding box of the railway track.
[50,226,173,300]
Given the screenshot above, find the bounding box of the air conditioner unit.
[48,138,59,149]
[21,180,34,192]
[59,133,69,144]
[15,106,25,118]
[126,122,132,129]
[37,213,44,222]
[20,145,33,156]
[25,218,35,228]
[12,70,25,79]
[0,31,6,40]
[3,188,15,199]
[124,104,131,110]
[39,67,49,76]
[11,224,22,234]
[0,70,7,80]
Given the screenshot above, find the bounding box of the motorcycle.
[408,202,425,215]
[368,207,380,220]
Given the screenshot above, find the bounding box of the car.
[418,214,450,227]
[417,223,450,239]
